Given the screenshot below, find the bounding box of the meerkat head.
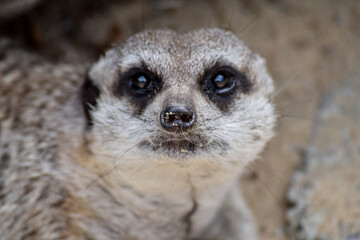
[81,28,276,170]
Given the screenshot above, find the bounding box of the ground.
[1,0,359,239]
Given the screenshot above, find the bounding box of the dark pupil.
[212,74,228,89]
[134,75,148,89]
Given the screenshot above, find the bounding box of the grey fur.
[0,29,276,240]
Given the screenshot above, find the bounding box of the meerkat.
[0,28,276,240]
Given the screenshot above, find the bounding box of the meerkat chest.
[67,148,229,238]
[111,163,237,238]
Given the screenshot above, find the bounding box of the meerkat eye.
[200,65,252,111]
[212,74,227,88]
[210,73,236,94]
[120,68,160,96]
[114,67,162,113]
[202,66,239,97]
[131,75,150,90]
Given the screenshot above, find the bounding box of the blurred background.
[1,0,359,239]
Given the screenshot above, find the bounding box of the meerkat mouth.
[138,133,207,156]
[141,138,201,155]
[156,139,200,153]
[139,134,229,158]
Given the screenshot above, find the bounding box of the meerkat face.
[82,28,276,168]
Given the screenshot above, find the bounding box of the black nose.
[160,106,196,132]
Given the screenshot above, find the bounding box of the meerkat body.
[0,29,276,240]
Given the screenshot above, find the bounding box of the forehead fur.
[124,28,250,70]
[121,28,249,58]
[102,29,248,81]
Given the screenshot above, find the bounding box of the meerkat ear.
[81,72,100,127]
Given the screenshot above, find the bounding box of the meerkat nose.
[160,106,196,132]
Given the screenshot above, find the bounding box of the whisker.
[179,129,202,148]
[141,0,146,46]
[126,160,150,180]
[278,114,311,121]
[86,142,139,189]
[154,14,165,43]
[236,17,258,36]
[242,160,281,202]
[224,5,236,30]
[272,72,299,99]
[251,160,286,183]
[209,115,268,126]
[207,6,213,29]
[115,108,148,122]
[277,99,311,113]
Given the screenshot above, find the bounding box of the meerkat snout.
[160,106,196,132]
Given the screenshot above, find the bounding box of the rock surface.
[287,77,360,240]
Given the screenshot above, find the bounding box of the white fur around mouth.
[138,135,229,158]
[139,138,199,155]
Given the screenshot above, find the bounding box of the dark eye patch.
[114,67,162,114]
[200,64,252,112]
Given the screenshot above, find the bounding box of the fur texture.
[0,29,276,240]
